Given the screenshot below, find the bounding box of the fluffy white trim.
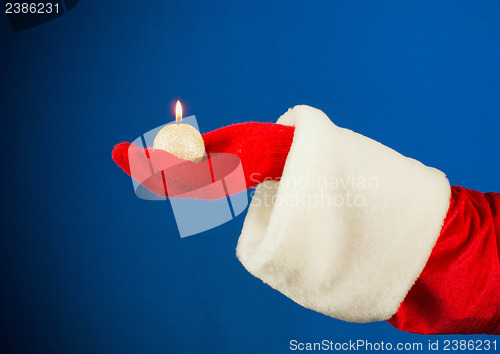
[236,105,451,323]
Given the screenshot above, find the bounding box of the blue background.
[1,1,499,353]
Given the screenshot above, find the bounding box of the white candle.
[153,100,205,163]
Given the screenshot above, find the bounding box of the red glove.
[112,122,294,198]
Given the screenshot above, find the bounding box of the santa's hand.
[113,106,500,335]
[112,122,294,198]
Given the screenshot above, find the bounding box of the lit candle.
[153,100,206,163]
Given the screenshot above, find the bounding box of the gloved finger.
[112,143,245,199]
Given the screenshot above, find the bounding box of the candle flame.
[176,100,183,122]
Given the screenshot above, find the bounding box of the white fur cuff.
[236,105,451,323]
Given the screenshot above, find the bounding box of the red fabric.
[389,186,500,334]
[112,122,294,197]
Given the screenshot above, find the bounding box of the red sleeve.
[388,186,500,334]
